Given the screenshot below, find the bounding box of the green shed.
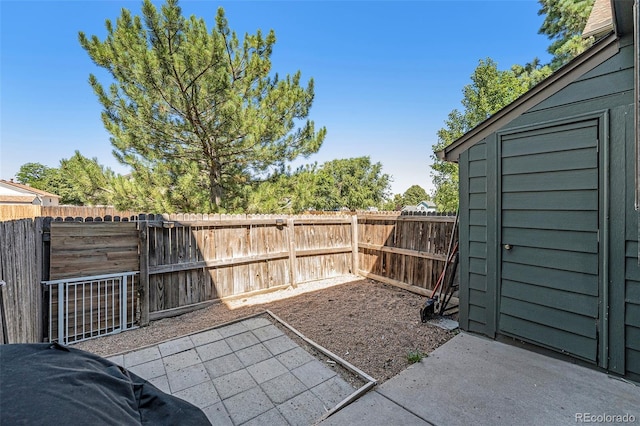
[437,0,639,382]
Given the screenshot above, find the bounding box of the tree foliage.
[382,185,430,211]
[401,185,429,206]
[315,157,390,211]
[16,163,56,190]
[538,0,595,69]
[430,59,542,212]
[247,157,391,213]
[79,0,325,213]
[430,0,594,211]
[16,153,115,205]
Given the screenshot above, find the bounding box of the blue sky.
[0,0,552,195]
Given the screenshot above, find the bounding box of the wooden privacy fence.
[140,214,357,322]
[44,220,140,343]
[357,214,456,296]
[0,204,139,221]
[0,219,43,344]
[0,213,456,344]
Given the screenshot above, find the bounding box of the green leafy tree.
[382,193,405,211]
[402,185,429,206]
[58,152,116,205]
[431,59,530,212]
[430,1,594,211]
[314,157,391,211]
[79,0,326,213]
[248,157,391,212]
[511,57,553,88]
[246,164,320,214]
[15,163,55,189]
[16,153,116,205]
[538,0,595,69]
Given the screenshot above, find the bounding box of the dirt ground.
[75,276,456,383]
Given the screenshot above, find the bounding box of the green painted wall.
[458,37,639,379]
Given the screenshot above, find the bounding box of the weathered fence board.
[0,205,42,222]
[143,216,355,317]
[0,219,43,343]
[357,214,456,293]
[49,222,139,280]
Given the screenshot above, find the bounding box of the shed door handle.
[503,244,512,250]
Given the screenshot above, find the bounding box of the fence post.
[35,218,43,342]
[287,217,297,288]
[351,215,359,275]
[138,219,150,326]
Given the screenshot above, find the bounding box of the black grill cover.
[0,343,210,425]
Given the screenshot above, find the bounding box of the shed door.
[499,119,600,363]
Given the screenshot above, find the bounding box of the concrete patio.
[322,332,640,425]
[104,315,640,426]
[106,315,363,425]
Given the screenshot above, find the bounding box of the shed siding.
[506,39,637,377]
[625,242,640,381]
[460,142,489,334]
[622,98,640,379]
[460,37,639,379]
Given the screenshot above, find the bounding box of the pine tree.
[79,0,325,212]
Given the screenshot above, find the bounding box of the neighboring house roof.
[418,200,436,208]
[582,0,614,39]
[402,200,437,212]
[0,180,60,199]
[0,195,37,203]
[437,0,631,163]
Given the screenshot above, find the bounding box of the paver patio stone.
[262,334,299,356]
[246,357,288,384]
[106,354,124,366]
[201,401,233,426]
[212,369,258,400]
[276,346,316,370]
[242,408,289,426]
[223,387,274,425]
[163,348,202,372]
[190,329,224,347]
[217,322,249,338]
[123,346,161,367]
[196,339,233,361]
[260,372,308,404]
[158,336,194,357]
[311,375,356,408]
[241,317,271,330]
[203,353,244,379]
[252,324,285,342]
[225,331,260,351]
[167,363,210,393]
[127,358,166,380]
[172,380,220,409]
[147,375,170,394]
[236,342,272,367]
[277,390,327,425]
[292,360,338,388]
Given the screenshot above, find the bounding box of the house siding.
[459,36,639,379]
